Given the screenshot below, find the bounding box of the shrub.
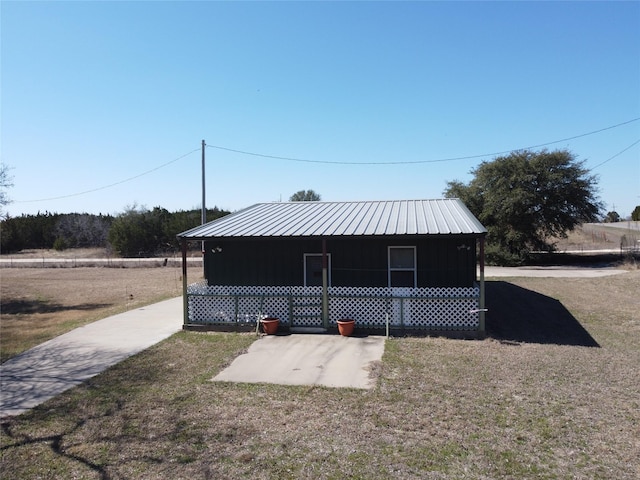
[53,237,68,251]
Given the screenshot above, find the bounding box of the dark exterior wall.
[330,236,477,287]
[204,235,478,288]
[204,238,318,286]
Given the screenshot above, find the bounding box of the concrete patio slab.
[212,334,386,389]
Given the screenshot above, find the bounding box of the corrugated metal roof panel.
[177,199,486,239]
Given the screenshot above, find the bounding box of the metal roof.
[177,199,486,239]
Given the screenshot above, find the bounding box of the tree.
[444,149,602,265]
[0,205,230,254]
[603,211,621,223]
[632,206,640,222]
[0,164,13,219]
[54,213,112,249]
[108,205,231,256]
[289,189,321,201]
[0,212,61,252]
[165,207,229,249]
[107,205,158,257]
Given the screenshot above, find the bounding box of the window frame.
[387,246,417,288]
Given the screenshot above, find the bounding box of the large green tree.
[445,149,602,265]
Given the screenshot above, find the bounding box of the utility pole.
[201,139,206,255]
[201,139,206,226]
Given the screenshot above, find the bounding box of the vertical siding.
[205,239,322,286]
[205,236,477,288]
[330,238,388,287]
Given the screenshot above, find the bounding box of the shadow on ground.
[1,300,110,315]
[485,281,599,347]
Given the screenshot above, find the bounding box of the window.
[304,253,331,287]
[388,246,416,287]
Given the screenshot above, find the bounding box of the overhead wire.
[206,117,640,165]
[12,117,639,204]
[15,147,201,203]
[589,138,640,171]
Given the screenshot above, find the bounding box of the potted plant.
[260,316,280,335]
[337,318,355,336]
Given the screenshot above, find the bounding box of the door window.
[304,254,331,287]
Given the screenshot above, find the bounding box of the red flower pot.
[337,319,355,336]
[260,318,280,335]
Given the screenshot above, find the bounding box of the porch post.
[479,236,486,334]
[181,238,188,327]
[322,238,329,329]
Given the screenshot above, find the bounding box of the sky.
[1,1,639,220]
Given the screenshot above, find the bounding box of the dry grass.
[1,268,639,479]
[2,248,115,259]
[553,223,638,252]
[0,266,186,363]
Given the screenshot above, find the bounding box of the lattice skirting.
[186,283,481,330]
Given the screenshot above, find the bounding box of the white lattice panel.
[187,285,291,325]
[404,297,479,329]
[292,286,322,295]
[329,286,387,325]
[329,295,394,326]
[186,284,480,330]
[236,296,262,323]
[188,295,235,324]
[187,281,210,295]
[261,296,291,325]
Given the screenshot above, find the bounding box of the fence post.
[181,239,188,327]
[322,239,329,329]
[479,236,486,334]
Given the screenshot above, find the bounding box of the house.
[177,199,487,337]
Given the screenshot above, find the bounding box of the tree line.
[2,154,637,265]
[0,206,229,256]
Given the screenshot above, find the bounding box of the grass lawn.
[0,266,186,363]
[1,270,639,479]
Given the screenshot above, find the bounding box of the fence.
[620,234,639,254]
[186,283,481,332]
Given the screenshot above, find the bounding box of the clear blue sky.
[2,1,639,219]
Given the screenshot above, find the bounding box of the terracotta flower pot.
[337,319,355,337]
[260,317,280,335]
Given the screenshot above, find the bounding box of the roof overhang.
[177,199,487,241]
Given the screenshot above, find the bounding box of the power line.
[206,117,640,165]
[589,138,640,170]
[16,148,200,203]
[12,117,639,205]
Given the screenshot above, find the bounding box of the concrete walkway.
[0,297,183,418]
